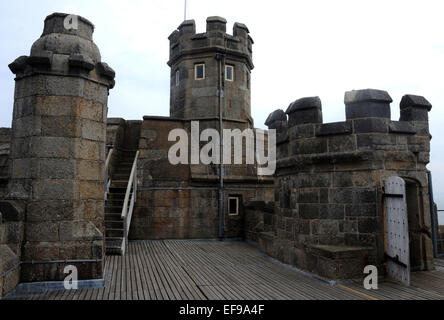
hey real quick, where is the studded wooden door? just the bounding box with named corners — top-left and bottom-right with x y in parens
top-left (384, 176), bottom-right (410, 285)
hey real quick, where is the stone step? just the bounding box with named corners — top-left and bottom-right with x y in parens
top-left (105, 238), bottom-right (124, 255)
top-left (105, 200), bottom-right (124, 207)
top-left (105, 236), bottom-right (123, 241)
top-left (113, 170), bottom-right (131, 176)
top-left (120, 157), bottom-right (136, 162)
top-left (111, 181), bottom-right (130, 188)
top-left (105, 220), bottom-right (124, 229)
top-left (106, 228), bottom-right (125, 237)
top-left (112, 174), bottom-right (131, 180)
top-left (105, 206), bottom-right (123, 214)
top-left (107, 193), bottom-right (126, 200)
top-left (119, 162), bottom-right (134, 167)
top-left (105, 213), bottom-right (122, 220)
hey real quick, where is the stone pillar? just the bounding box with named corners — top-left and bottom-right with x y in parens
top-left (345, 89), bottom-right (392, 120)
top-left (8, 13), bottom-right (115, 282)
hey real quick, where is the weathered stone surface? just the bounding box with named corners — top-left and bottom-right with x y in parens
top-left (169, 17), bottom-right (252, 123)
top-left (286, 97), bottom-right (322, 113)
top-left (353, 118), bottom-right (388, 133)
top-left (316, 121), bottom-right (352, 136)
top-left (265, 109), bottom-right (286, 126)
top-left (400, 94), bottom-right (432, 111)
top-left (5, 12), bottom-right (111, 285)
top-left (26, 221), bottom-right (59, 242)
top-left (79, 181), bottom-right (104, 200)
top-left (39, 159), bottom-right (76, 179)
top-left (68, 54), bottom-right (95, 71)
top-left (59, 221), bottom-right (102, 241)
top-left (389, 121), bottom-right (416, 134)
top-left (345, 89), bottom-right (392, 119)
top-left (0, 201), bottom-right (24, 222)
top-left (345, 89), bottom-right (392, 105)
top-left (27, 200), bottom-right (74, 222)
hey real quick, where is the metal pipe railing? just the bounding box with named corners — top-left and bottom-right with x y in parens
top-left (121, 151), bottom-right (139, 255)
top-left (104, 148), bottom-right (114, 200)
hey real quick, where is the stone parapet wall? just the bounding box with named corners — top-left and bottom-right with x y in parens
top-left (264, 89), bottom-right (434, 280)
top-left (244, 201), bottom-right (274, 243)
top-left (129, 116), bottom-right (274, 240)
top-left (0, 128), bottom-right (11, 199)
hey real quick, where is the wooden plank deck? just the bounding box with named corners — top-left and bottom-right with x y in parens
top-left (5, 241), bottom-right (444, 300)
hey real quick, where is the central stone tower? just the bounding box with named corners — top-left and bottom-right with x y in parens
top-left (167, 17), bottom-right (254, 124)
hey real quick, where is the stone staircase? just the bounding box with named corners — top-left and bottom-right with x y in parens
top-left (105, 150), bottom-right (137, 255)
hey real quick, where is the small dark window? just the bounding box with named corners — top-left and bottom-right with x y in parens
top-left (228, 197), bottom-right (239, 216)
top-left (195, 64), bottom-right (205, 80)
top-left (246, 71), bottom-right (250, 89)
top-left (225, 65), bottom-right (234, 81)
top-left (175, 70), bottom-right (180, 86)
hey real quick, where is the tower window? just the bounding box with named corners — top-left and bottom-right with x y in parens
top-left (175, 70), bottom-right (180, 86)
top-left (228, 196), bottom-right (240, 216)
top-left (246, 71), bottom-right (250, 89)
top-left (195, 64), bottom-right (205, 80)
top-left (225, 65), bottom-right (234, 81)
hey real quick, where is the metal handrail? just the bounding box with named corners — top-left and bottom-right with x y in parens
top-left (104, 148), bottom-right (114, 200)
top-left (121, 151), bottom-right (139, 254)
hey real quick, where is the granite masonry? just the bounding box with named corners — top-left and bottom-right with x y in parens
top-left (0, 13), bottom-right (115, 296)
top-left (262, 91), bottom-right (435, 280)
top-left (0, 13), bottom-right (439, 297)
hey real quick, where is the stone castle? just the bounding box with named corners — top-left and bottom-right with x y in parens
top-left (0, 13), bottom-right (438, 297)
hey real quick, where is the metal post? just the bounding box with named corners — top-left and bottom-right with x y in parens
top-left (216, 53), bottom-right (224, 240)
top-left (428, 171), bottom-right (439, 258)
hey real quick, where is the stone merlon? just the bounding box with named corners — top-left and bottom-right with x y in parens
top-left (400, 94), bottom-right (432, 122)
top-left (285, 96), bottom-right (323, 126)
top-left (265, 109), bottom-right (287, 126)
top-left (286, 96), bottom-right (322, 114)
top-left (400, 94), bottom-right (432, 111)
top-left (345, 89), bottom-right (392, 120)
top-left (344, 89), bottom-right (393, 105)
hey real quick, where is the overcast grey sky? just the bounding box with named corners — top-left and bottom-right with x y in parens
top-left (1, 0), bottom-right (443, 214)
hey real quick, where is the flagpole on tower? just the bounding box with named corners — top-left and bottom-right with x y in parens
top-left (184, 0), bottom-right (188, 20)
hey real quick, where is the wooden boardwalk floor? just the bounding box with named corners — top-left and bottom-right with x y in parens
top-left (5, 240), bottom-right (444, 300)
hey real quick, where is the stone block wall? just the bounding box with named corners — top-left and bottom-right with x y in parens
top-left (0, 128), bottom-right (11, 198)
top-left (263, 89), bottom-right (434, 280)
top-left (6, 12), bottom-right (115, 285)
top-left (106, 118), bottom-right (142, 180)
top-left (129, 116), bottom-right (274, 240)
top-left (131, 116), bottom-right (191, 240)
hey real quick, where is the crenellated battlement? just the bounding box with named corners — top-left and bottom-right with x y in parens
top-left (168, 16), bottom-right (254, 69)
top-left (265, 89), bottom-right (432, 170)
